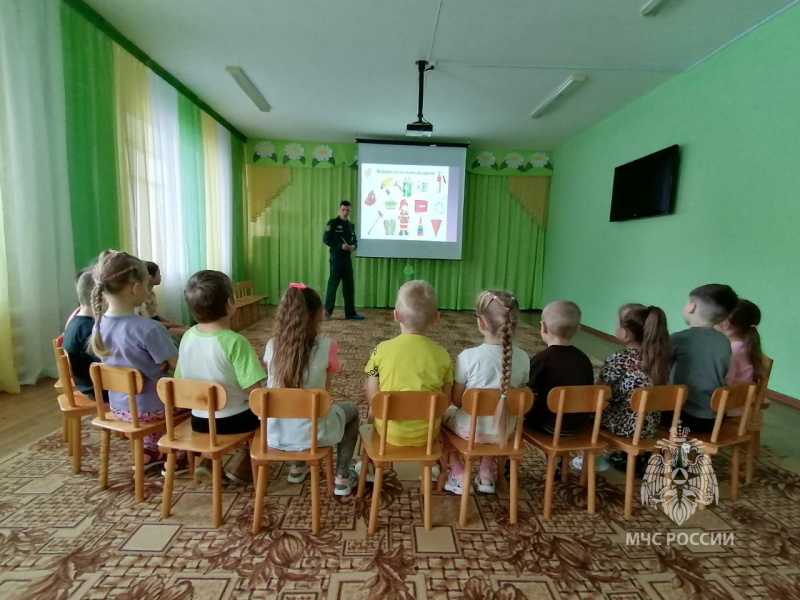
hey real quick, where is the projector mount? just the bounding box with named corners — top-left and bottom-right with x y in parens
top-left (407, 60), bottom-right (435, 136)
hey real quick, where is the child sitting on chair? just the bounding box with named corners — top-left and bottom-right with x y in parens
top-left (442, 290), bottom-right (530, 496)
top-left (263, 283), bottom-right (360, 497)
top-left (62, 269), bottom-right (103, 399)
top-left (525, 300), bottom-right (594, 435)
top-left (175, 270), bottom-right (265, 484)
top-left (715, 298), bottom-right (763, 417)
top-left (90, 250), bottom-right (181, 470)
top-left (363, 280), bottom-right (453, 460)
top-left (666, 284), bottom-right (738, 433)
top-left (143, 261), bottom-right (189, 339)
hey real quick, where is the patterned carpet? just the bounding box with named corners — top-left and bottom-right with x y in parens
top-left (1, 309), bottom-right (799, 599)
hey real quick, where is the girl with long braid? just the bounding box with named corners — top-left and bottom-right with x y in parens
top-left (442, 291), bottom-right (530, 496)
top-left (90, 251), bottom-right (182, 470)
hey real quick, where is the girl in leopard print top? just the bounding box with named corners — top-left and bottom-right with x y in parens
top-left (600, 304), bottom-right (670, 438)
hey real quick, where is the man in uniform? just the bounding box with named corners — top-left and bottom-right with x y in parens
top-left (323, 200), bottom-right (364, 320)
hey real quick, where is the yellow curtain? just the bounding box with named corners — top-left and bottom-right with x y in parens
top-left (201, 112), bottom-right (222, 270)
top-left (0, 178), bottom-right (20, 393)
top-left (246, 164), bottom-right (292, 221)
top-left (113, 45), bottom-right (151, 254)
top-left (508, 176), bottom-right (550, 227)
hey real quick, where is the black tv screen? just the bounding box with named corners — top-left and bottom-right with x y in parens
top-left (610, 145), bottom-right (679, 222)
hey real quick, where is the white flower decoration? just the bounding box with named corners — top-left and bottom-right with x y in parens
top-left (255, 141), bottom-right (274, 157)
top-left (313, 145), bottom-right (333, 162)
top-left (283, 143), bottom-right (305, 160)
top-left (504, 152), bottom-right (525, 169)
top-left (529, 152), bottom-right (550, 168)
top-left (476, 151), bottom-right (496, 167)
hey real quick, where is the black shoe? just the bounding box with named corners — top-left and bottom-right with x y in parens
top-left (346, 314), bottom-right (365, 320)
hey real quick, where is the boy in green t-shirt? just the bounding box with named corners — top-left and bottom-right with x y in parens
top-left (364, 280), bottom-right (453, 447)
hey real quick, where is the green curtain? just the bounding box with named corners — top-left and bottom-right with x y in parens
top-left (247, 168), bottom-right (545, 310)
top-left (178, 95), bottom-right (206, 275)
top-left (231, 137), bottom-right (246, 281)
top-left (60, 1), bottom-right (119, 269)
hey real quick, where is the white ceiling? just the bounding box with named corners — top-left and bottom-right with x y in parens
top-left (84, 0), bottom-right (795, 148)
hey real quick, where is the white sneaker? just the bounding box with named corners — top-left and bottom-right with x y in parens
top-left (354, 460), bottom-right (374, 483)
top-left (286, 464), bottom-right (309, 483)
top-left (571, 455), bottom-right (584, 471)
top-left (474, 473), bottom-right (496, 494)
top-left (431, 464), bottom-right (440, 482)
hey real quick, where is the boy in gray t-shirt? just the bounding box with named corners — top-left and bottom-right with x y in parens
top-left (666, 284), bottom-right (738, 433)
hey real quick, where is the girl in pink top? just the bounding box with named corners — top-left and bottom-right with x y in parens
top-left (716, 299), bottom-right (764, 386)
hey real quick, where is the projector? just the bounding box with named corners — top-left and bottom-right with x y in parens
top-left (406, 121), bottom-right (433, 137)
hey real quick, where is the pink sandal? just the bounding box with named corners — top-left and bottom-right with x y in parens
top-left (444, 470), bottom-right (464, 496)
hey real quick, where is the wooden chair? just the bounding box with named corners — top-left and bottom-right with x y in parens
top-left (598, 385), bottom-right (687, 516)
top-left (691, 383), bottom-right (756, 504)
top-left (157, 378), bottom-right (255, 527)
top-left (522, 385), bottom-right (611, 520)
top-left (52, 337), bottom-right (71, 444)
top-left (54, 347), bottom-right (98, 473)
top-left (90, 363), bottom-right (188, 502)
top-left (233, 280), bottom-right (268, 330)
top-left (438, 388), bottom-right (534, 526)
top-left (745, 356), bottom-right (773, 483)
top-left (248, 388), bottom-right (336, 534)
top-left (356, 391), bottom-right (450, 535)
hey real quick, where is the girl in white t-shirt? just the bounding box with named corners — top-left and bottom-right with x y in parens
top-left (263, 283), bottom-right (360, 496)
top-left (442, 291), bottom-right (530, 495)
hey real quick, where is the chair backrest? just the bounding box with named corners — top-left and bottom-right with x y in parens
top-left (628, 384), bottom-right (688, 446)
top-left (53, 337), bottom-right (62, 351)
top-left (237, 280), bottom-right (254, 297)
top-left (249, 388), bottom-right (332, 454)
top-left (710, 383), bottom-right (756, 442)
top-left (460, 388), bottom-right (534, 451)
top-left (370, 391), bottom-right (449, 456)
top-left (545, 385), bottom-right (611, 446)
top-left (158, 378), bottom-right (227, 447)
top-left (54, 347), bottom-right (79, 408)
top-left (89, 363), bottom-right (144, 425)
top-left (748, 355), bottom-right (773, 429)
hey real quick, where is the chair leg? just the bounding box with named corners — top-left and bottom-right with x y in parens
top-left (543, 454), bottom-right (556, 520)
top-left (310, 463), bottom-right (321, 534)
top-left (509, 459), bottom-right (519, 524)
top-left (587, 451), bottom-right (596, 515)
top-left (162, 452), bottom-right (176, 519)
top-left (437, 451), bottom-right (450, 492)
top-left (356, 447), bottom-right (369, 498)
top-left (368, 465), bottom-right (384, 536)
top-left (252, 464), bottom-right (268, 534)
top-left (71, 418), bottom-right (82, 474)
top-left (730, 445), bottom-right (740, 501)
top-left (99, 430), bottom-right (110, 490)
top-left (753, 431), bottom-right (761, 457)
top-left (423, 465), bottom-right (433, 530)
top-left (458, 458), bottom-right (472, 527)
top-left (624, 453), bottom-right (635, 517)
top-left (326, 453), bottom-right (335, 497)
top-left (561, 455), bottom-right (570, 483)
top-left (212, 458), bottom-right (223, 527)
top-left (580, 452), bottom-right (588, 487)
top-left (133, 438), bottom-right (145, 503)
top-left (188, 452), bottom-right (195, 478)
top-left (745, 437), bottom-right (756, 485)
top-left (62, 413), bottom-right (70, 446)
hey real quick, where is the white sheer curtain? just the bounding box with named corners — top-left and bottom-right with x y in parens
top-left (0, 0), bottom-right (76, 384)
top-left (148, 73), bottom-right (188, 322)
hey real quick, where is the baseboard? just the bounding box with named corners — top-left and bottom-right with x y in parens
top-left (580, 324), bottom-right (800, 411)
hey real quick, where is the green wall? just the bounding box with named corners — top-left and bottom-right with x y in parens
top-left (544, 5), bottom-right (800, 397)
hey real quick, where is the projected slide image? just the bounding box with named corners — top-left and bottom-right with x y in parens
top-left (360, 164), bottom-right (453, 242)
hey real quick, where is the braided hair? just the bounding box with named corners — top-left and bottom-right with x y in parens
top-left (89, 251), bottom-right (148, 357)
top-left (475, 290), bottom-right (519, 446)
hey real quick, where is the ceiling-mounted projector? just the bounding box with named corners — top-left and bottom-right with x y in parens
top-left (406, 60), bottom-right (434, 137)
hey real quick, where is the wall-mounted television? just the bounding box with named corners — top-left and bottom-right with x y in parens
top-left (610, 145), bottom-right (679, 222)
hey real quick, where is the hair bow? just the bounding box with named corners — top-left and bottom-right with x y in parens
top-left (289, 282), bottom-right (307, 290)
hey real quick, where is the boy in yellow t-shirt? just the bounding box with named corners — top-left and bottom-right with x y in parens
top-left (364, 280), bottom-right (453, 446)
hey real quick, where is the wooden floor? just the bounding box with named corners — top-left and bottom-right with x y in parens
top-left (0, 378), bottom-right (63, 459)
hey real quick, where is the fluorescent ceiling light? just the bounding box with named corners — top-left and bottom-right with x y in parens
top-left (225, 66), bottom-right (271, 112)
top-left (530, 75), bottom-right (586, 119)
top-left (641, 0), bottom-right (670, 16)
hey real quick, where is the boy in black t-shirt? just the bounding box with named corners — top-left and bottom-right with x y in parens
top-left (526, 300), bottom-right (594, 435)
top-left (62, 270), bottom-right (101, 398)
